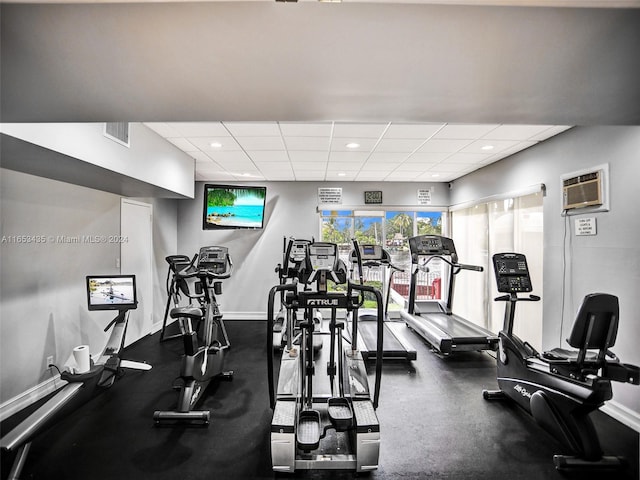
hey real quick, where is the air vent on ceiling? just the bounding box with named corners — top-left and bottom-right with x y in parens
top-left (104, 122), bottom-right (130, 147)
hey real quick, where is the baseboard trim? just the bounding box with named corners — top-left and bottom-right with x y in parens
top-left (0, 374), bottom-right (65, 422)
top-left (601, 400), bottom-right (640, 433)
top-left (223, 312), bottom-right (267, 321)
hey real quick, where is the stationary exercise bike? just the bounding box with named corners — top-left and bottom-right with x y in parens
top-left (153, 246), bottom-right (233, 426)
top-left (483, 252), bottom-right (639, 470)
top-left (159, 254), bottom-right (199, 343)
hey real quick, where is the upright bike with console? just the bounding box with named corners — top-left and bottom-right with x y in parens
top-left (483, 252), bottom-right (639, 470)
top-left (154, 246), bottom-right (233, 426)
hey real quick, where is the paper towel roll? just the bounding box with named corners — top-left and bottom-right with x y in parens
top-left (73, 345), bottom-right (90, 373)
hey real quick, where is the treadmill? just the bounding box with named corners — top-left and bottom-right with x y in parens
top-left (350, 244), bottom-right (416, 361)
top-left (399, 235), bottom-right (498, 355)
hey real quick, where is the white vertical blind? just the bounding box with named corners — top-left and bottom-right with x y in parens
top-left (451, 191), bottom-right (544, 350)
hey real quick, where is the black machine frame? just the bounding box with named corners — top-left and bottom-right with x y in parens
top-left (484, 252), bottom-right (639, 470)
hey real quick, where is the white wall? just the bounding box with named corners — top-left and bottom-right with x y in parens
top-left (176, 181), bottom-right (450, 317)
top-left (0, 170), bottom-right (180, 411)
top-left (450, 125), bottom-right (640, 420)
top-left (0, 123), bottom-right (194, 198)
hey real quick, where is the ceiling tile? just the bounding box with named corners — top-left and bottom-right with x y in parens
top-left (208, 151), bottom-right (252, 164)
top-left (188, 136), bottom-right (242, 151)
top-left (332, 123), bottom-right (388, 138)
top-left (374, 138), bottom-right (425, 153)
top-left (417, 138), bottom-right (474, 153)
top-left (167, 137), bottom-right (199, 152)
top-left (288, 151), bottom-right (328, 162)
top-left (366, 152), bottom-right (408, 163)
top-left (284, 137), bottom-right (330, 151)
top-left (482, 124), bottom-right (553, 141)
top-left (407, 151), bottom-right (451, 163)
top-left (279, 122), bottom-right (332, 137)
top-left (383, 123), bottom-right (445, 139)
top-left (236, 136), bottom-right (285, 150)
top-left (433, 124), bottom-right (500, 139)
top-left (330, 137), bottom-right (378, 152)
top-left (168, 122), bottom-right (229, 137)
top-left (223, 122), bottom-right (280, 136)
top-left (328, 151), bottom-right (369, 163)
top-left (247, 151), bottom-right (290, 162)
top-left (461, 139), bottom-right (520, 154)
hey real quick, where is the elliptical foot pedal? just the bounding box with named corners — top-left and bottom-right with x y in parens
top-left (221, 370), bottom-right (234, 380)
top-left (554, 454), bottom-right (625, 471)
top-left (296, 410), bottom-right (321, 451)
top-left (327, 397), bottom-right (353, 432)
top-left (153, 410), bottom-right (210, 427)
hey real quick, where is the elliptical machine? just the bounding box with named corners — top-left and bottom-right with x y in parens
top-left (154, 246), bottom-right (233, 426)
top-left (272, 237), bottom-right (322, 353)
top-left (483, 252), bottom-right (639, 470)
top-left (266, 240), bottom-right (385, 473)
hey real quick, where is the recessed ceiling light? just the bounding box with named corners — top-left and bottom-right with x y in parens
top-left (345, 142), bottom-right (360, 149)
top-left (210, 141), bottom-right (223, 148)
top-left (337, 172), bottom-right (346, 177)
top-left (481, 144), bottom-right (494, 151)
top-left (431, 173), bottom-right (440, 178)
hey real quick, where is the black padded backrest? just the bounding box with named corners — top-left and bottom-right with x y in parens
top-left (568, 293), bottom-right (619, 352)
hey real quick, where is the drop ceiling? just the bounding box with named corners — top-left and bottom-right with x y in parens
top-left (2, 2), bottom-right (639, 183)
top-left (145, 121), bottom-right (570, 182)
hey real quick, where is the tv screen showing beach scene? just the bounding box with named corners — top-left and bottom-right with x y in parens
top-left (203, 184), bottom-right (267, 230)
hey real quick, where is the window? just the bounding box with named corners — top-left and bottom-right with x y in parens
top-left (320, 209), bottom-right (445, 309)
top-left (451, 190), bottom-right (543, 350)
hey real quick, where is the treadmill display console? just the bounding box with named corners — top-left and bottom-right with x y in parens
top-left (493, 253), bottom-right (532, 293)
top-left (409, 235), bottom-right (456, 257)
top-left (360, 244), bottom-right (383, 260)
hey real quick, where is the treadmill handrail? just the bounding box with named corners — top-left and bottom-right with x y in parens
top-left (348, 281), bottom-right (384, 409)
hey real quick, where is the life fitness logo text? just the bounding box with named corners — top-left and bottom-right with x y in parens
top-left (514, 384), bottom-right (532, 399)
top-left (307, 298), bottom-right (339, 306)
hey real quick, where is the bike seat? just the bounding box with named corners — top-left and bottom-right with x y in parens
top-left (170, 306), bottom-right (203, 320)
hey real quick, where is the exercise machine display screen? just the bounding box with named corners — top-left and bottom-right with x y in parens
top-left (409, 235), bottom-right (456, 257)
top-left (198, 246), bottom-right (228, 274)
top-left (309, 243), bottom-right (337, 271)
top-left (290, 240), bottom-right (309, 262)
top-left (493, 253), bottom-right (533, 293)
top-left (361, 244), bottom-right (382, 260)
top-left (86, 275), bottom-right (137, 311)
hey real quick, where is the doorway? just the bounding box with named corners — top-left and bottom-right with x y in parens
top-left (120, 199), bottom-right (153, 346)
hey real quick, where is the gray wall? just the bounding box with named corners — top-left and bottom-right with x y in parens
top-left (176, 181), bottom-right (449, 317)
top-left (0, 169), bottom-right (179, 407)
top-left (450, 125), bottom-right (640, 415)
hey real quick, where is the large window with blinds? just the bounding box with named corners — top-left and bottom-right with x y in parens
top-left (451, 190), bottom-right (544, 350)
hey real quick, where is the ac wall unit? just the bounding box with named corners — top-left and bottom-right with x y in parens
top-left (562, 170), bottom-right (603, 211)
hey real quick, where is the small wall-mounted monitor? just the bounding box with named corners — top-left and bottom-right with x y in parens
top-left (86, 275), bottom-right (137, 311)
top-left (203, 184), bottom-right (267, 230)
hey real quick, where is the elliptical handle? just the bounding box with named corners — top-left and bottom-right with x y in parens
top-left (267, 281), bottom-right (299, 409)
top-left (458, 263), bottom-right (483, 272)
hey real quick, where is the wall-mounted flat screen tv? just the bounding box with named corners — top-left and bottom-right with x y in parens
top-left (86, 275), bottom-right (137, 311)
top-left (203, 184), bottom-right (267, 230)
